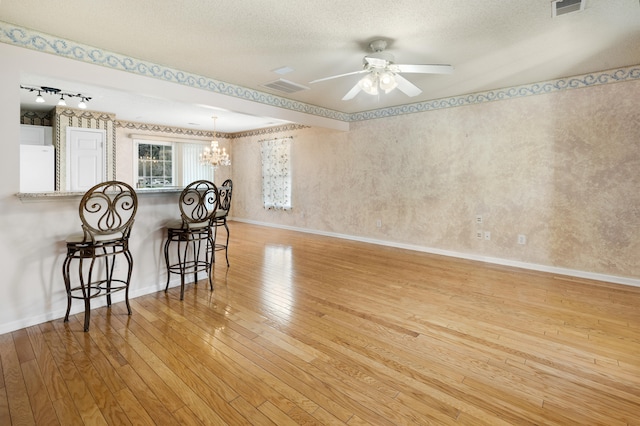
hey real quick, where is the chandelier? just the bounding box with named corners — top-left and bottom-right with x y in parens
top-left (200, 116), bottom-right (231, 168)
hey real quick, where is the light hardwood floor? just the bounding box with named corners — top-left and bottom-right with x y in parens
top-left (1, 221), bottom-right (639, 425)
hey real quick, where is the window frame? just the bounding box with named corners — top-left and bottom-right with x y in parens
top-left (134, 138), bottom-right (216, 189)
top-left (135, 140), bottom-right (175, 189)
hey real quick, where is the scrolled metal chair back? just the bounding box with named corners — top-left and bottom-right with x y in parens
top-left (179, 180), bottom-right (220, 227)
top-left (79, 181), bottom-right (138, 241)
top-left (218, 179), bottom-right (233, 214)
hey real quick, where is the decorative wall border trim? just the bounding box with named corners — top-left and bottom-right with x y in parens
top-left (351, 66), bottom-right (640, 121)
top-left (56, 107), bottom-right (116, 122)
top-left (3, 21), bottom-right (640, 125)
top-left (0, 21), bottom-right (348, 122)
top-left (230, 124), bottom-right (310, 139)
top-left (116, 120), bottom-right (223, 139)
top-left (116, 120), bottom-right (309, 140)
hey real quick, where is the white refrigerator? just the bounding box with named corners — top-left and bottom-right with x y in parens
top-left (20, 145), bottom-right (55, 192)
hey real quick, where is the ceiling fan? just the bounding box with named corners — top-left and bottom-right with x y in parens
top-left (310, 39), bottom-right (454, 100)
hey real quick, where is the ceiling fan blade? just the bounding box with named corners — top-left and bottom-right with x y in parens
top-left (342, 83), bottom-right (362, 100)
top-left (394, 74), bottom-right (422, 97)
top-left (309, 70), bottom-right (367, 84)
top-left (395, 64), bottom-right (454, 74)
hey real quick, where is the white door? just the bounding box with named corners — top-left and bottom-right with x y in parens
top-left (66, 128), bottom-right (106, 192)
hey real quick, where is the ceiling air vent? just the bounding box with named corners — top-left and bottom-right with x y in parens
top-left (552, 0), bottom-right (585, 17)
top-left (262, 79), bottom-right (309, 94)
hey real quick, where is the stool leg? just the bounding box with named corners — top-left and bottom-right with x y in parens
top-left (180, 236), bottom-right (190, 300)
top-left (63, 251), bottom-right (73, 322)
top-left (124, 248), bottom-right (134, 315)
top-left (223, 220), bottom-right (230, 267)
top-left (82, 256), bottom-right (95, 332)
top-left (191, 235), bottom-right (200, 284)
top-left (164, 236), bottom-right (172, 292)
top-left (104, 248), bottom-right (113, 307)
top-left (207, 230), bottom-right (214, 291)
top-left (212, 224), bottom-right (218, 264)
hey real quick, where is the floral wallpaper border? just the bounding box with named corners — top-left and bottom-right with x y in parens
top-left (231, 124), bottom-right (309, 139)
top-left (116, 120), bottom-right (222, 139)
top-left (116, 120), bottom-right (307, 139)
top-left (0, 21), bottom-right (348, 122)
top-left (21, 112), bottom-right (308, 139)
top-left (3, 21), bottom-right (639, 124)
top-left (350, 67), bottom-right (640, 121)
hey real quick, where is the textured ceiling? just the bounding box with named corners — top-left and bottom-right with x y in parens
top-left (3, 0), bottom-right (640, 131)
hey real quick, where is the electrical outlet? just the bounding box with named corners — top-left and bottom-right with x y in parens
top-left (484, 231), bottom-right (491, 240)
top-left (376, 219), bottom-right (382, 228)
top-left (518, 234), bottom-right (527, 245)
top-left (476, 230), bottom-right (483, 240)
top-left (475, 215), bottom-right (483, 224)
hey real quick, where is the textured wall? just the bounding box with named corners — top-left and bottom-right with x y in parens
top-left (232, 80), bottom-right (640, 279)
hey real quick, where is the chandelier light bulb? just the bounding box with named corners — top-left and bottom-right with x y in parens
top-left (35, 91), bottom-right (45, 103)
top-left (58, 95), bottom-right (67, 106)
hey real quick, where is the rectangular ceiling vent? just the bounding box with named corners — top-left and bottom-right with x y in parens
top-left (552, 0), bottom-right (585, 17)
top-left (262, 79), bottom-right (309, 94)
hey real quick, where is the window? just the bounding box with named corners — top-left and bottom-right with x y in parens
top-left (135, 140), bottom-right (214, 188)
top-left (260, 137), bottom-right (292, 209)
top-left (137, 141), bottom-right (173, 188)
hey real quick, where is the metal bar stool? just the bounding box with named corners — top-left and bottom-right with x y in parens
top-left (164, 180), bottom-right (220, 300)
top-left (212, 179), bottom-right (233, 266)
top-left (63, 181), bottom-right (138, 332)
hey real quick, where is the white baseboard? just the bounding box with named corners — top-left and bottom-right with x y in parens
top-left (0, 276), bottom-right (190, 335)
top-left (233, 218), bottom-right (640, 288)
top-left (4, 222), bottom-right (636, 336)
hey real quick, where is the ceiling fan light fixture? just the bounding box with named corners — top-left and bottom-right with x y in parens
top-left (309, 37), bottom-right (453, 100)
top-left (358, 73), bottom-right (379, 95)
top-left (378, 71), bottom-right (398, 93)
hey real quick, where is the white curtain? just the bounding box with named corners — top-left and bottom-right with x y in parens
top-left (182, 143), bottom-right (215, 185)
top-left (260, 137), bottom-right (292, 209)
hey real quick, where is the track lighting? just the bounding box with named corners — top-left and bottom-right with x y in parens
top-left (20, 85), bottom-right (92, 109)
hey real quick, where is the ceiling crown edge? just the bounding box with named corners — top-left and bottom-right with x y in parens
top-left (2, 21), bottom-right (639, 124)
top-left (351, 66), bottom-right (640, 121)
top-left (0, 21), bottom-right (349, 123)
